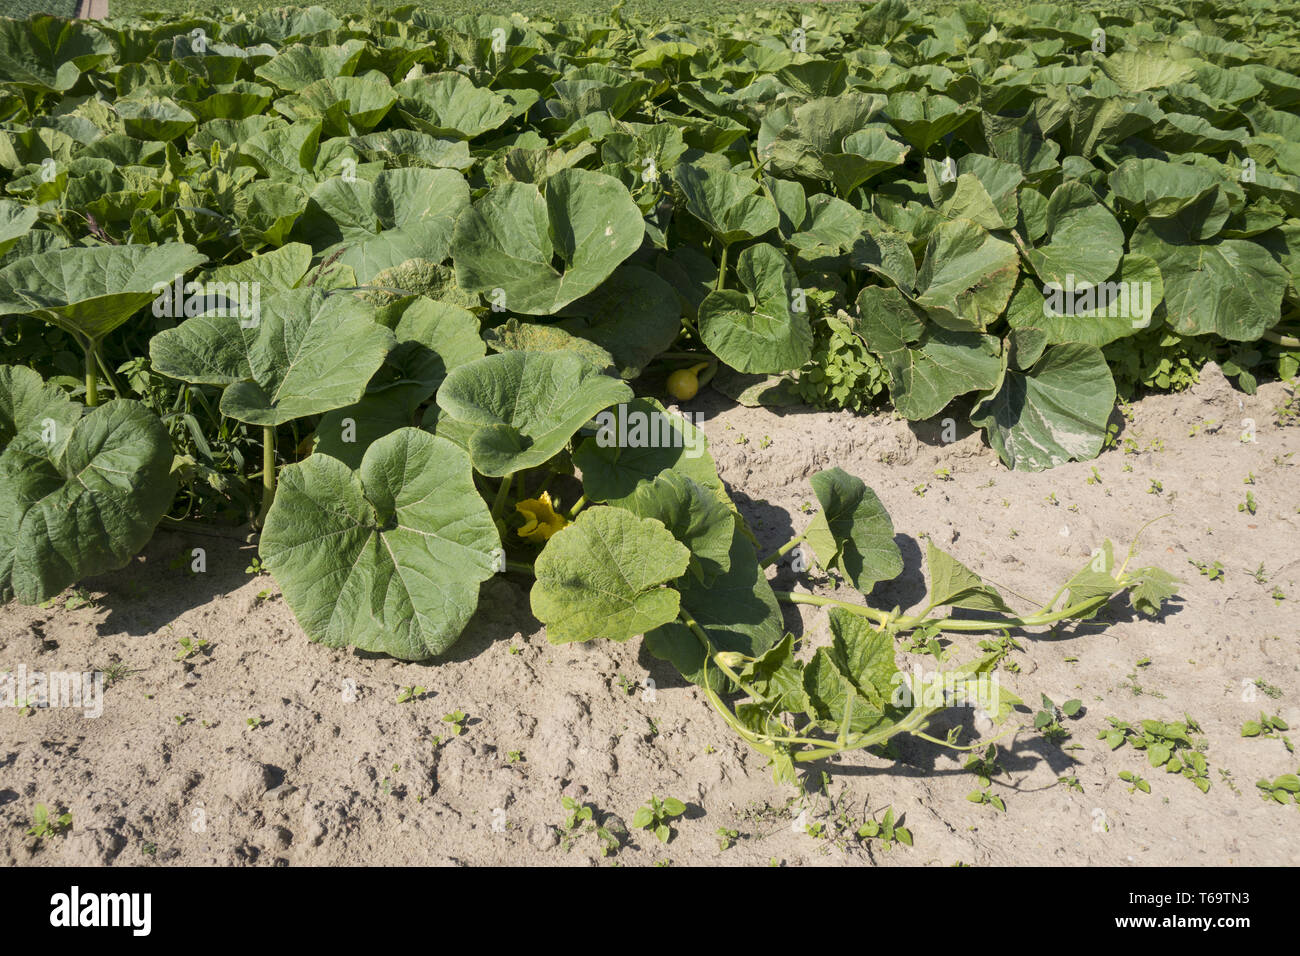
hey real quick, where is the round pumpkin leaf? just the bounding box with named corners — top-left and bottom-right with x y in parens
top-left (451, 168), bottom-right (644, 315)
top-left (295, 167), bottom-right (470, 284)
top-left (970, 343), bottom-right (1117, 471)
top-left (0, 399), bottom-right (176, 605)
top-left (531, 506), bottom-right (690, 645)
top-left (260, 428), bottom-right (499, 660)
top-left (698, 243), bottom-right (813, 374)
top-left (436, 349), bottom-right (632, 477)
top-left (0, 244), bottom-right (206, 345)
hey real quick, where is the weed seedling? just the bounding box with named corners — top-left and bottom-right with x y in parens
top-left (27, 804), bottom-right (72, 839)
top-left (1189, 559), bottom-right (1225, 582)
top-left (396, 685), bottom-right (425, 704)
top-left (966, 789), bottom-right (1006, 812)
top-left (1119, 770), bottom-right (1150, 794)
top-left (174, 636), bottom-right (210, 662)
top-left (1242, 713), bottom-right (1293, 752)
top-left (1100, 716), bottom-right (1211, 793)
top-left (1239, 492), bottom-right (1257, 515)
top-left (442, 710), bottom-right (467, 736)
top-left (1034, 694), bottom-right (1083, 743)
top-left (1253, 678), bottom-right (1283, 700)
top-left (964, 744), bottom-right (1006, 811)
top-left (716, 827), bottom-right (740, 850)
top-left (633, 794), bottom-right (686, 844)
top-left (857, 806), bottom-right (913, 849)
top-left (1255, 773), bottom-right (1300, 807)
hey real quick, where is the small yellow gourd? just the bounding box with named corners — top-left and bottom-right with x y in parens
top-left (666, 362), bottom-right (710, 401)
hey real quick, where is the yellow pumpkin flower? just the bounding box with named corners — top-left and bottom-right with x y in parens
top-left (515, 492), bottom-right (569, 542)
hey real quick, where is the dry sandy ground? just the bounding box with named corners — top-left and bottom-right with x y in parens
top-left (2, 364), bottom-right (1298, 867)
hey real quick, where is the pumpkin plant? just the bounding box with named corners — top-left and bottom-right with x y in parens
top-left (250, 345), bottom-right (1179, 782)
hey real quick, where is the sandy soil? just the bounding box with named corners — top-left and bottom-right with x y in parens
top-left (2, 363), bottom-right (1297, 867)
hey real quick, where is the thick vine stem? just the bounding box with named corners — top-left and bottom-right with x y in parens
top-left (490, 473), bottom-right (513, 520)
top-left (759, 532), bottom-right (806, 569)
top-left (1263, 329), bottom-right (1300, 348)
top-left (774, 587), bottom-right (1116, 634)
top-left (253, 425), bottom-right (275, 528)
top-left (84, 348), bottom-right (98, 407)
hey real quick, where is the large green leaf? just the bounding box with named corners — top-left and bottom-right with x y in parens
top-left (922, 539), bottom-right (1013, 614)
top-left (0, 399), bottom-right (176, 605)
top-left (149, 288), bottom-right (394, 427)
top-left (483, 319), bottom-right (616, 373)
top-left (1005, 254), bottom-right (1163, 346)
top-left (925, 154), bottom-right (1023, 231)
top-left (912, 218), bottom-right (1019, 331)
top-left (803, 467), bottom-right (903, 593)
top-left (452, 169), bottom-right (644, 315)
top-left (275, 76), bottom-right (397, 135)
top-left (617, 470), bottom-right (733, 584)
top-left (436, 350), bottom-right (632, 477)
top-left (259, 428), bottom-right (499, 660)
top-left (253, 40), bottom-right (366, 92)
top-left (0, 17), bottom-right (113, 93)
top-left (826, 608), bottom-right (898, 710)
top-left (1019, 181), bottom-right (1124, 287)
top-left (0, 244), bottom-right (206, 344)
top-left (0, 364), bottom-right (80, 453)
top-left (1108, 158), bottom-right (1223, 221)
top-left (856, 286), bottom-right (1002, 420)
top-left (395, 72), bottom-right (516, 140)
top-left (114, 94), bottom-right (197, 141)
top-left (673, 163), bottom-right (779, 245)
top-left (757, 94), bottom-right (903, 195)
top-left (698, 243), bottom-right (812, 374)
top-left (295, 167), bottom-right (470, 283)
top-left (885, 92), bottom-right (976, 152)
top-left (970, 343), bottom-right (1117, 471)
top-left (850, 214), bottom-right (918, 291)
top-left (556, 265), bottom-right (682, 379)
top-left (0, 200), bottom-right (38, 258)
top-left (803, 608), bottom-right (898, 735)
top-left (200, 242), bottom-right (315, 295)
top-left (1131, 219), bottom-right (1288, 341)
top-left (531, 506), bottom-right (689, 645)
top-left (1098, 51), bottom-right (1195, 93)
